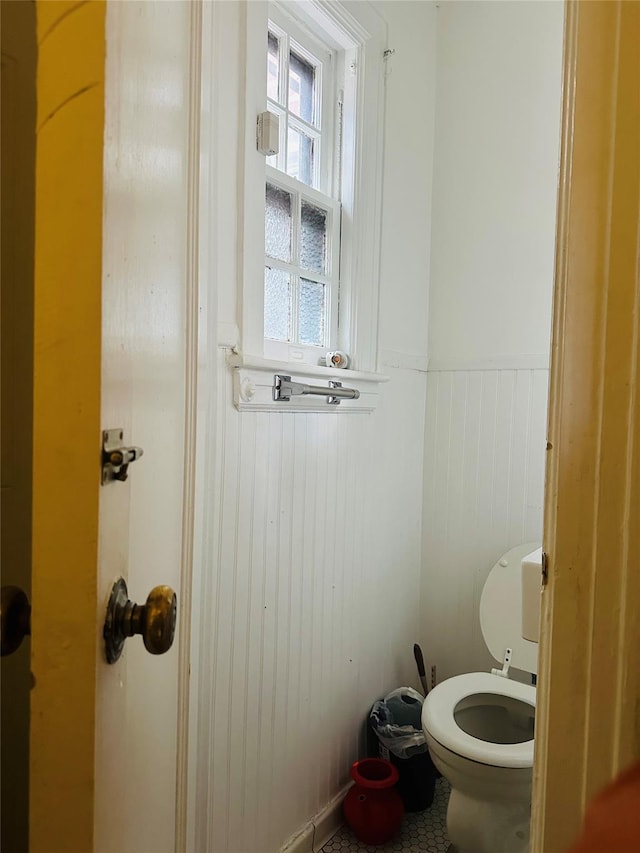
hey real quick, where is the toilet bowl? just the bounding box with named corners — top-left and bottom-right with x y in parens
top-left (421, 544), bottom-right (541, 853)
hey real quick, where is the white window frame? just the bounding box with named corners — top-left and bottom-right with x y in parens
top-left (266, 8), bottom-right (334, 194)
top-left (264, 168), bottom-right (341, 360)
top-left (263, 8), bottom-right (340, 361)
top-left (234, 0), bottom-right (388, 411)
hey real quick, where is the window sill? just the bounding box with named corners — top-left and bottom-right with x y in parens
top-left (227, 351), bottom-right (389, 413)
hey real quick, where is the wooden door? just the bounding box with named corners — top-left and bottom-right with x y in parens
top-left (532, 1), bottom-right (640, 850)
top-left (26, 2), bottom-right (199, 851)
top-left (95, 1), bottom-right (199, 851)
top-left (1, 1), bottom-right (36, 851)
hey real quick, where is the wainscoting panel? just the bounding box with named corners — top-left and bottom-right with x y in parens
top-left (421, 367), bottom-right (549, 682)
top-left (198, 352), bottom-right (428, 853)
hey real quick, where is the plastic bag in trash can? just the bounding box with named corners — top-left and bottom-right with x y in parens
top-left (369, 687), bottom-right (427, 760)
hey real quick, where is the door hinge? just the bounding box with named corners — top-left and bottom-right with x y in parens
top-left (101, 429), bottom-right (144, 484)
top-left (541, 550), bottom-right (549, 586)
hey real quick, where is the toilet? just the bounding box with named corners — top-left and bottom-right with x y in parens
top-left (421, 543), bottom-right (541, 853)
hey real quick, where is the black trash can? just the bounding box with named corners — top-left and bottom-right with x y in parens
top-left (388, 748), bottom-right (435, 812)
top-left (368, 688), bottom-right (436, 812)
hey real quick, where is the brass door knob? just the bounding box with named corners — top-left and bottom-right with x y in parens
top-left (1, 586), bottom-right (31, 657)
top-left (103, 578), bottom-right (177, 664)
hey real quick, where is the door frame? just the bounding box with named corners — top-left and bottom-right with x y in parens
top-left (172, 0), bottom-right (205, 848)
top-left (183, 1), bottom-right (223, 848)
top-left (532, 1), bottom-right (640, 850)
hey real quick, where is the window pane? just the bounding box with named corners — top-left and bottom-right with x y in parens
top-left (264, 267), bottom-right (291, 341)
top-left (287, 127), bottom-right (314, 187)
top-left (265, 183), bottom-right (292, 262)
top-left (267, 32), bottom-right (280, 102)
top-left (288, 50), bottom-right (316, 125)
top-left (300, 201), bottom-right (327, 274)
top-left (299, 278), bottom-right (325, 346)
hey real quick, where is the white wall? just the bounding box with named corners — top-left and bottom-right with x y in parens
top-left (421, 0), bottom-right (564, 683)
top-left (428, 0), bottom-right (563, 364)
top-left (195, 4), bottom-right (437, 852)
top-left (377, 0), bottom-right (436, 365)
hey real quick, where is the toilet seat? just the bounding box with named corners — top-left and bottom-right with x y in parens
top-left (422, 672), bottom-right (535, 769)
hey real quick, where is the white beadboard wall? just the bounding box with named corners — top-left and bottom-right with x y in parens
top-left (200, 355), bottom-right (427, 853)
top-left (195, 4), bottom-right (437, 851)
top-left (422, 365), bottom-right (549, 681)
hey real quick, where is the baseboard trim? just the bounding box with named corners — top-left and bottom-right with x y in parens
top-left (279, 823), bottom-right (314, 853)
top-left (312, 784), bottom-right (350, 850)
top-left (278, 783), bottom-right (351, 853)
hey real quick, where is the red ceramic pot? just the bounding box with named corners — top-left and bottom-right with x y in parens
top-left (343, 758), bottom-right (404, 845)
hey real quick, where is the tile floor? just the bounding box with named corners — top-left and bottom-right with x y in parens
top-left (320, 778), bottom-right (451, 853)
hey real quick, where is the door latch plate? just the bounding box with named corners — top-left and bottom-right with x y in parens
top-left (101, 429), bottom-right (144, 485)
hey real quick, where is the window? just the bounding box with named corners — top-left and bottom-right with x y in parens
top-left (262, 11), bottom-right (340, 362)
top-left (266, 25), bottom-right (326, 187)
top-left (235, 0), bottom-right (387, 410)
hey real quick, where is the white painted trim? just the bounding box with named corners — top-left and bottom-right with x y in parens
top-left (279, 823), bottom-right (314, 853)
top-left (283, 0), bottom-right (386, 50)
top-left (427, 354), bottom-right (550, 372)
top-left (335, 4), bottom-right (386, 373)
top-left (185, 2), bottom-right (220, 850)
top-left (312, 783), bottom-right (350, 850)
top-left (380, 349), bottom-right (429, 372)
top-left (240, 0), bottom-right (269, 358)
top-left (228, 349), bottom-right (389, 383)
top-left (175, 3), bottom-right (202, 850)
top-left (218, 321), bottom-right (240, 349)
top-left (277, 783), bottom-right (350, 853)
top-left (228, 350), bottom-right (386, 412)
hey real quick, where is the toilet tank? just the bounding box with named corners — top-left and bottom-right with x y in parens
top-left (521, 547), bottom-right (543, 643)
top-left (480, 543), bottom-right (540, 675)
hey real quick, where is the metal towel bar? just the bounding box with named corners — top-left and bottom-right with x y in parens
top-left (272, 374), bottom-right (360, 406)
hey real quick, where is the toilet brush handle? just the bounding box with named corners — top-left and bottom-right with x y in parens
top-left (413, 643), bottom-right (430, 696)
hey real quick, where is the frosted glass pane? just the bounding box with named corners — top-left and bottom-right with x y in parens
top-left (265, 183), bottom-right (291, 262)
top-left (287, 127), bottom-right (314, 187)
top-left (264, 267), bottom-right (291, 341)
top-left (289, 50), bottom-right (315, 125)
top-left (300, 201), bottom-right (327, 274)
top-left (299, 278), bottom-right (325, 346)
top-left (267, 32), bottom-right (280, 102)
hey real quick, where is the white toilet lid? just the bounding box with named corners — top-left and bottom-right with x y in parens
top-left (480, 543), bottom-right (540, 675)
top-left (422, 672), bottom-right (536, 768)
